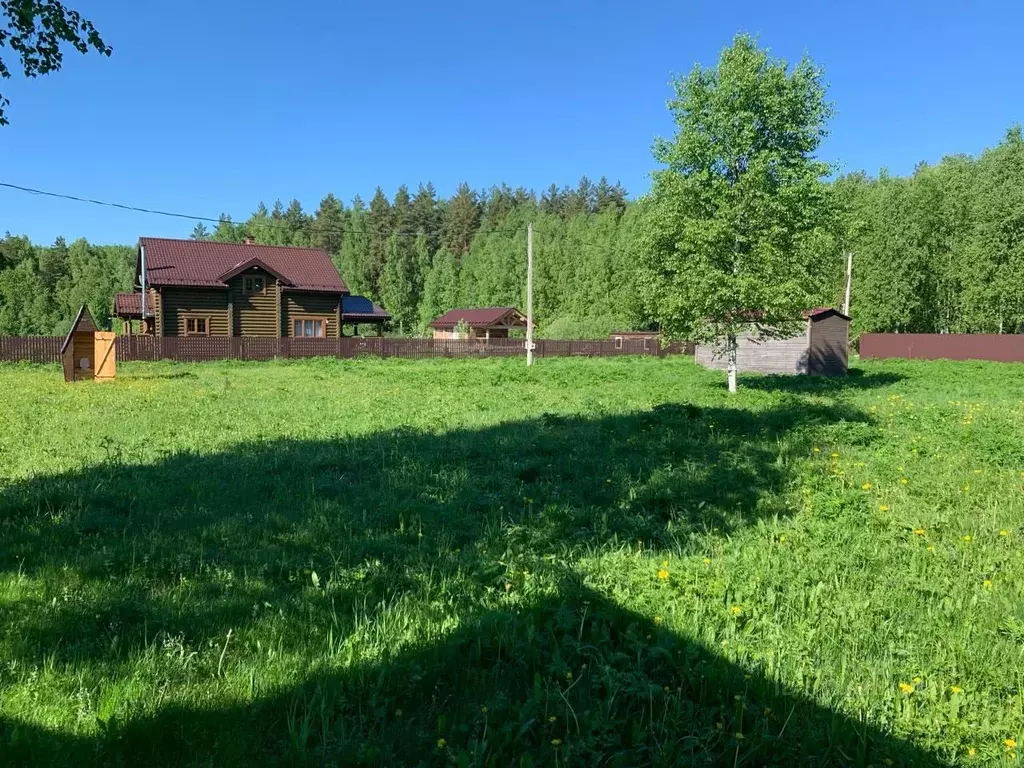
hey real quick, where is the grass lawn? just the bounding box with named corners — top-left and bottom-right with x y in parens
top-left (0, 355), bottom-right (1021, 766)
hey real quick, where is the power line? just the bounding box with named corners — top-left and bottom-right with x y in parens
top-left (0, 181), bottom-right (437, 239)
top-left (0, 179), bottom-right (629, 248)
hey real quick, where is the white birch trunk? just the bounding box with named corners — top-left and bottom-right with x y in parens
top-left (727, 333), bottom-right (738, 393)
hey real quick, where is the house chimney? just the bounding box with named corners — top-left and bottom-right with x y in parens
top-left (244, 235), bottom-right (255, 245)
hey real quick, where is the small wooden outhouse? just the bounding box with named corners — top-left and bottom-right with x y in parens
top-left (61, 305), bottom-right (116, 382)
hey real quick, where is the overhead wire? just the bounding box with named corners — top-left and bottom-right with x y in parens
top-left (0, 180), bottom-right (629, 249)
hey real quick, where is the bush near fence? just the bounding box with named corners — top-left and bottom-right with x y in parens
top-left (0, 336), bottom-right (686, 364)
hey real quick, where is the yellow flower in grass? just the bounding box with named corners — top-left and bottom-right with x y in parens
top-left (913, 528), bottom-right (926, 536)
top-left (862, 482), bottom-right (873, 490)
top-left (879, 504), bottom-right (890, 512)
top-left (831, 452), bottom-right (839, 458)
top-left (1000, 529), bottom-right (1009, 537)
top-left (927, 545), bottom-right (935, 552)
top-left (912, 676), bottom-right (922, 684)
top-left (984, 579), bottom-right (993, 589)
top-left (657, 568), bottom-right (669, 581)
top-left (963, 535), bottom-right (973, 542)
top-left (900, 477), bottom-right (909, 485)
top-left (703, 558), bottom-right (712, 566)
top-left (1004, 738), bottom-right (1017, 750)
top-left (730, 605), bottom-right (742, 616)
top-left (951, 686), bottom-right (963, 694)
top-left (654, 615), bottom-right (662, 625)
top-left (898, 682), bottom-right (914, 694)
top-left (813, 447), bottom-right (820, 453)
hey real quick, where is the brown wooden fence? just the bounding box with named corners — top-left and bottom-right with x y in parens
top-left (0, 335), bottom-right (676, 365)
top-left (860, 333), bottom-right (1024, 362)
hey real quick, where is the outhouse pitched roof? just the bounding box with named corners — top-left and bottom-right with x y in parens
top-left (61, 305), bottom-right (97, 354)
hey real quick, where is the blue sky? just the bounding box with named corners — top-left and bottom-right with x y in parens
top-left (1, 0), bottom-right (1021, 244)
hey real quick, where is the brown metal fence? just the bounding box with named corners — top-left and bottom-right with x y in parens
top-left (0, 335), bottom-right (677, 364)
top-left (860, 333), bottom-right (1024, 362)
top-left (0, 336), bottom-right (63, 363)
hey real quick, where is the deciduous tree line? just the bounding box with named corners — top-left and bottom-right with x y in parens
top-left (1, 133), bottom-right (1021, 338)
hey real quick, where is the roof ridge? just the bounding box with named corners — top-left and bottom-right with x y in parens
top-left (138, 236), bottom-right (329, 254)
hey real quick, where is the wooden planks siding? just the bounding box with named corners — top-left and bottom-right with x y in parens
top-left (228, 272), bottom-right (280, 337)
top-left (695, 325), bottom-right (810, 375)
top-left (161, 288), bottom-right (229, 336)
top-left (808, 313), bottom-right (849, 375)
top-left (283, 291), bottom-right (341, 338)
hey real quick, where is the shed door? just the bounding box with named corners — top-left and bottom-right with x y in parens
top-left (94, 332), bottom-right (117, 380)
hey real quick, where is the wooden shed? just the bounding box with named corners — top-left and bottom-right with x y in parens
top-left (61, 305), bottom-right (116, 382)
top-left (695, 307), bottom-right (850, 376)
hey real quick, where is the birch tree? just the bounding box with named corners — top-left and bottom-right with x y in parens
top-left (637, 35), bottom-right (835, 392)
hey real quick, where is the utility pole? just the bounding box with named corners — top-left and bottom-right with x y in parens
top-left (526, 223), bottom-right (534, 366)
top-left (843, 251), bottom-right (853, 316)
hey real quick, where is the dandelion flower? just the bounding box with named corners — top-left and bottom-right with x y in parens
top-left (913, 528), bottom-right (926, 536)
top-left (703, 558), bottom-right (711, 566)
top-left (730, 605), bottom-right (742, 615)
top-left (999, 529), bottom-right (1009, 537)
top-left (778, 535), bottom-right (787, 543)
top-left (927, 545), bottom-right (935, 552)
top-left (654, 616), bottom-right (662, 625)
top-left (437, 738), bottom-right (447, 748)
top-left (1004, 739), bottom-right (1017, 750)
top-left (657, 568), bottom-right (669, 581)
top-left (831, 452), bottom-right (840, 458)
top-left (967, 748), bottom-right (976, 756)
top-left (898, 682), bottom-right (914, 694)
top-left (551, 738), bottom-right (562, 747)
top-left (962, 484), bottom-right (970, 492)
top-left (813, 447), bottom-right (820, 453)
top-left (912, 676), bottom-right (922, 684)
top-left (951, 686), bottom-right (963, 694)
top-left (862, 482), bottom-right (873, 490)
top-left (983, 579), bottom-right (993, 589)
top-left (879, 504), bottom-right (890, 512)
top-left (900, 477), bottom-right (909, 485)
top-left (963, 535), bottom-right (972, 542)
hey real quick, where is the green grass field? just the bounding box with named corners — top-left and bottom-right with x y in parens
top-left (0, 355), bottom-right (1021, 766)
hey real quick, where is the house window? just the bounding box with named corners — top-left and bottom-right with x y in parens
top-left (293, 318), bottom-right (326, 337)
top-left (614, 336), bottom-right (623, 349)
top-left (184, 316), bottom-right (209, 336)
top-left (243, 275), bottom-right (265, 295)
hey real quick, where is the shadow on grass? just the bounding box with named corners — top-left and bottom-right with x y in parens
top-left (0, 400), bottom-right (943, 765)
top-left (0, 584), bottom-right (945, 767)
top-left (739, 368), bottom-right (905, 394)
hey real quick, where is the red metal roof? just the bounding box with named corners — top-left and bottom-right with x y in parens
top-left (430, 307), bottom-right (524, 329)
top-left (139, 237), bottom-right (347, 293)
top-left (114, 292), bottom-right (143, 316)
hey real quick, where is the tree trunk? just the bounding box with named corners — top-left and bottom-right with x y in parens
top-left (727, 333), bottom-right (738, 393)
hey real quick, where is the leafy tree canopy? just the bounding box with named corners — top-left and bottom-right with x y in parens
top-left (0, 0), bottom-right (110, 124)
